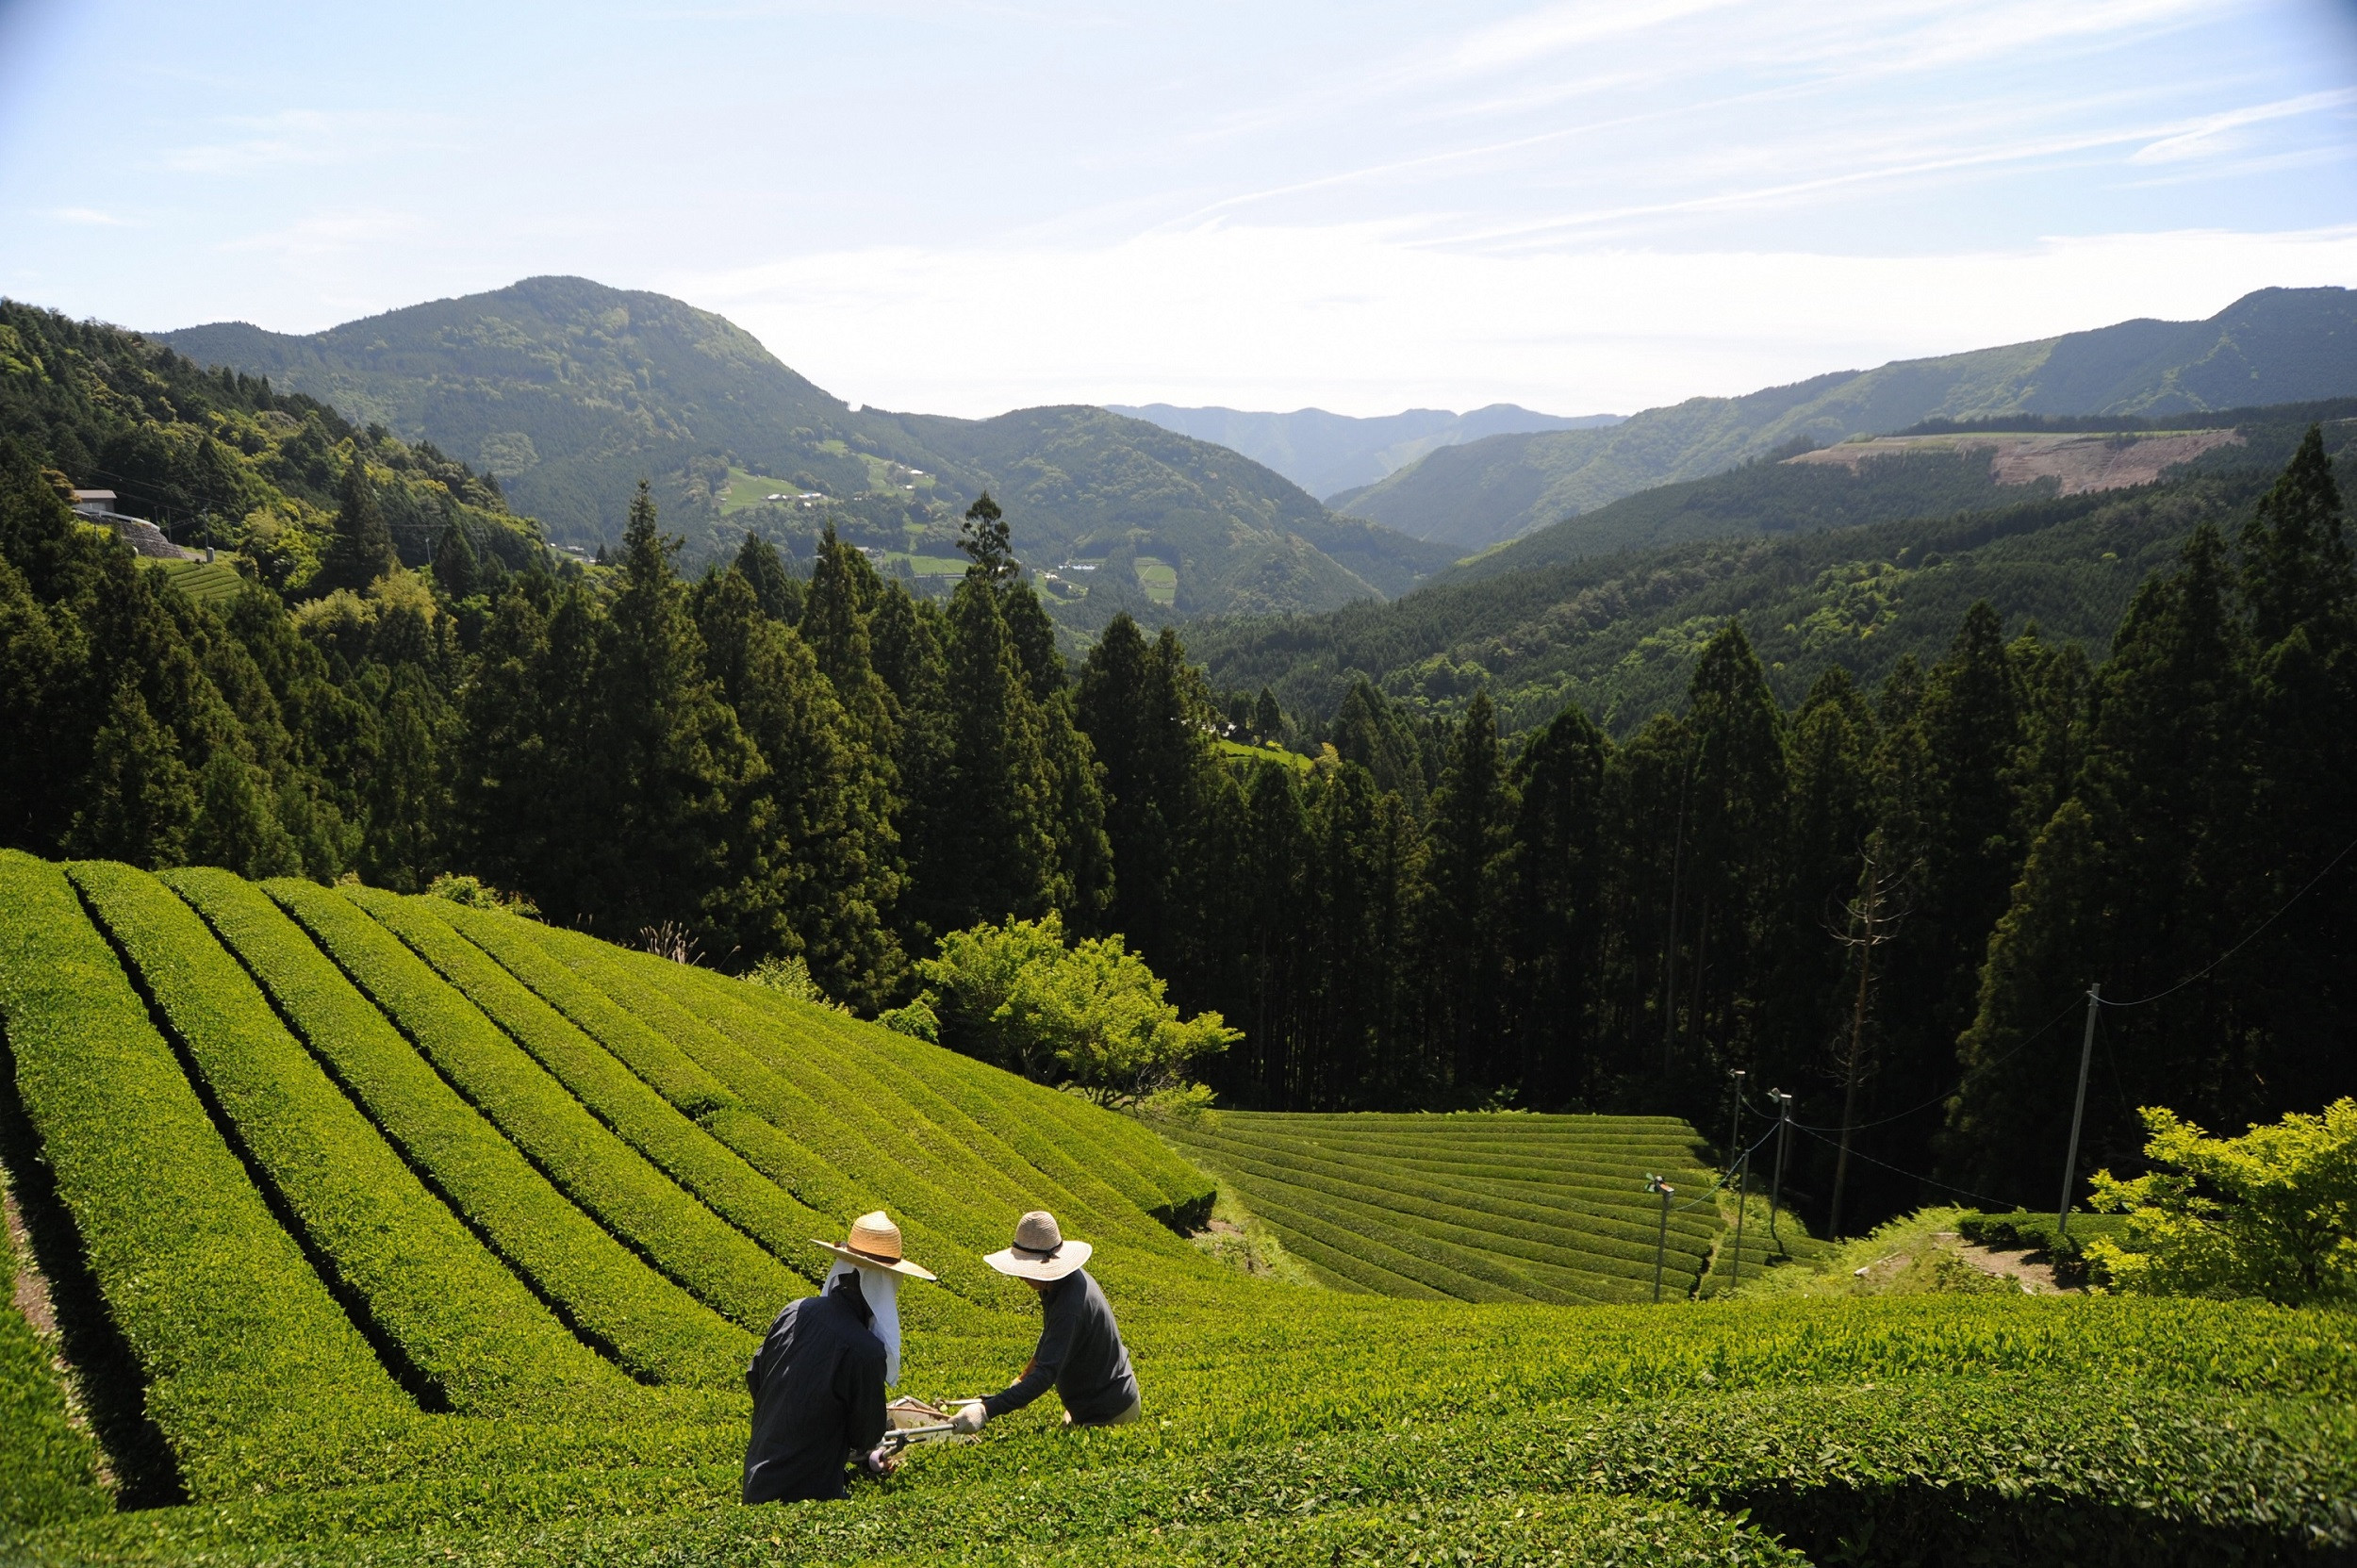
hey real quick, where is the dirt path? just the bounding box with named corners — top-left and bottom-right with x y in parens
top-left (1936, 1231), bottom-right (2069, 1295)
top-left (4, 1162), bottom-right (116, 1490)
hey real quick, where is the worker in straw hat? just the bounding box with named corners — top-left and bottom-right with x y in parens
top-left (950, 1210), bottom-right (1138, 1434)
top-left (743, 1211), bottom-right (937, 1504)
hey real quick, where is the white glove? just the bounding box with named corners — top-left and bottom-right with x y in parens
top-left (951, 1400), bottom-right (989, 1435)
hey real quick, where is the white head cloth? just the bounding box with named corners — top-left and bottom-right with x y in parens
top-left (825, 1258), bottom-right (901, 1385)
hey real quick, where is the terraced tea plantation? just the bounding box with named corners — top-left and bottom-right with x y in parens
top-left (3, 850), bottom-right (2354, 1567)
top-left (1165, 1111), bottom-right (1741, 1301)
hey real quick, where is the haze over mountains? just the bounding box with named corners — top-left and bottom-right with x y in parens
top-left (1332, 287), bottom-right (2357, 552)
top-left (159, 276), bottom-right (1453, 624)
top-left (1107, 403), bottom-right (1621, 502)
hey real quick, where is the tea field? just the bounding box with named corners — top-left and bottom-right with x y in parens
top-left (2, 849), bottom-right (2353, 1566)
top-left (1164, 1110), bottom-right (1769, 1301)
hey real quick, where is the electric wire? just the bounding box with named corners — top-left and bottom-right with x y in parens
top-left (1785, 991), bottom-right (2089, 1135)
top-left (2096, 832), bottom-right (2357, 1007)
top-left (1788, 1124), bottom-right (2015, 1211)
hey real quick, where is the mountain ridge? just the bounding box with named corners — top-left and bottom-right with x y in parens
top-left (158, 276), bottom-right (1452, 623)
top-left (1189, 402), bottom-right (2354, 736)
top-left (1333, 286), bottom-right (2357, 552)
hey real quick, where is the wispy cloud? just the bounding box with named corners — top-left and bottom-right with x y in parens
top-left (2131, 87), bottom-right (2357, 163)
top-left (51, 206), bottom-right (132, 226)
top-left (162, 109), bottom-right (454, 174)
top-left (218, 208), bottom-right (430, 261)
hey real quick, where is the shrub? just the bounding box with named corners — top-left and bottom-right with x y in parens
top-left (741, 953), bottom-right (834, 1007)
top-left (917, 913), bottom-right (1237, 1106)
top-left (2088, 1098), bottom-right (2357, 1305)
top-left (426, 873), bottom-right (540, 919)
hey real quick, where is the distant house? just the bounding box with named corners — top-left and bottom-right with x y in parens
top-left (70, 489), bottom-right (193, 560)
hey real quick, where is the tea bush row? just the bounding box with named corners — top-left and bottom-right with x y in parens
top-left (1195, 1118), bottom-right (1721, 1217)
top-left (1178, 1146), bottom-right (1682, 1297)
top-left (271, 883), bottom-right (794, 1339)
top-left (75, 864), bottom-right (620, 1413)
top-left (176, 872), bottom-right (747, 1387)
top-left (1175, 1124), bottom-right (1717, 1262)
top-left (1169, 1125), bottom-right (1720, 1247)
top-left (651, 945), bottom-right (1189, 1243)
top-left (0, 1162), bottom-right (107, 1529)
top-left (735, 974), bottom-right (1214, 1235)
top-left (0, 852), bottom-right (412, 1498)
top-left (1216, 1182), bottom-right (1652, 1303)
top-left (498, 918), bottom-right (1191, 1312)
top-left (1958, 1209), bottom-right (2130, 1261)
top-left (353, 889), bottom-right (836, 1291)
top-left (47, 1373), bottom-right (2349, 1567)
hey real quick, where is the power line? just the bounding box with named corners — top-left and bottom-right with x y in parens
top-left (1788, 1123), bottom-right (2015, 1212)
top-left (1787, 991), bottom-right (2088, 1135)
top-left (2099, 832), bottom-right (2357, 1008)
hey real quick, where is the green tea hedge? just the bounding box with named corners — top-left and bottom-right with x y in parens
top-left (75, 864), bottom-right (620, 1413)
top-left (274, 883), bottom-right (791, 1339)
top-left (0, 852), bottom-right (409, 1497)
top-left (354, 889), bottom-right (835, 1290)
top-left (176, 872), bottom-right (744, 1387)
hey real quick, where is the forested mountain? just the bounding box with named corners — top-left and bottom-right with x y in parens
top-left (158, 277), bottom-right (1452, 619)
top-left (1193, 407), bottom-right (2353, 733)
top-left (0, 301), bottom-right (541, 587)
top-left (1335, 287), bottom-right (2357, 549)
top-left (1109, 402), bottom-right (1621, 503)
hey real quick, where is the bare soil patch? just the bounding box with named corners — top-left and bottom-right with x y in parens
top-left (1788, 429), bottom-right (2244, 495)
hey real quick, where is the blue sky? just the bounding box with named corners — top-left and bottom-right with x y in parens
top-left (3, 1), bottom-right (2354, 417)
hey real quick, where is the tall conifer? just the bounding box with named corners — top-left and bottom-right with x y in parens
top-left (317, 454), bottom-right (397, 594)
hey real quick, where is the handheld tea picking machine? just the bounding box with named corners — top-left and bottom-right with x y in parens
top-left (879, 1397), bottom-right (980, 1459)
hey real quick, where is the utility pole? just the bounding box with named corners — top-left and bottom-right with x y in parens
top-left (1767, 1089), bottom-right (1793, 1252)
top-left (1646, 1174), bottom-right (1675, 1303)
top-left (1828, 848), bottom-right (1904, 1240)
top-left (1724, 1070), bottom-right (1745, 1180)
top-left (2057, 983), bottom-right (2102, 1240)
top-left (1726, 1069), bottom-right (1747, 1291)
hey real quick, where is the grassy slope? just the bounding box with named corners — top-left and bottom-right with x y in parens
top-left (1, 850), bottom-right (2353, 1566)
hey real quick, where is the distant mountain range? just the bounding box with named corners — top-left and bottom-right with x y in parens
top-left (1332, 287), bottom-right (2357, 553)
top-left (1193, 403), bottom-right (2356, 736)
top-left (157, 277), bottom-right (1453, 623)
top-left (1106, 403), bottom-right (1620, 504)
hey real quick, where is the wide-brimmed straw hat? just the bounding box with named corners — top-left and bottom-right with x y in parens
top-left (812, 1211), bottom-right (937, 1280)
top-left (984, 1210), bottom-right (1093, 1281)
